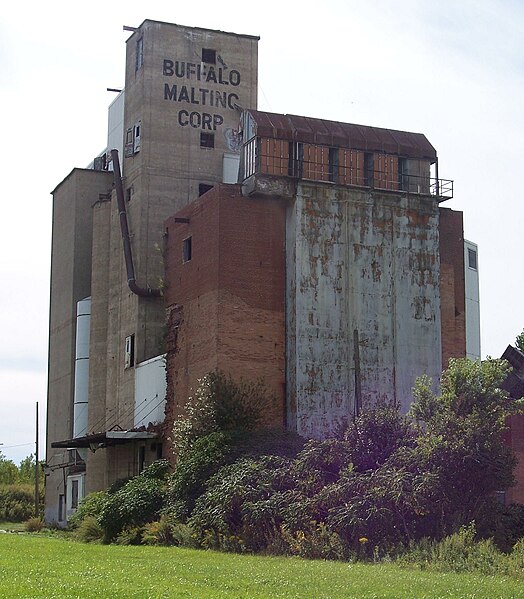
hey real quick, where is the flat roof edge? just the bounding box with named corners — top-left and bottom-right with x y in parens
top-left (131, 19), bottom-right (260, 41)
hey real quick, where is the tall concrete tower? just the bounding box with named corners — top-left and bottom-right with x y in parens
top-left (46, 20), bottom-right (258, 523)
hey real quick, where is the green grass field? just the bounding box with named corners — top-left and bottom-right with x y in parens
top-left (0, 533), bottom-right (522, 598)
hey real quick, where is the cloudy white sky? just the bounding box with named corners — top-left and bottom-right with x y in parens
top-left (1, 0), bottom-right (523, 464)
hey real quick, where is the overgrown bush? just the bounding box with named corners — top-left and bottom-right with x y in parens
top-left (0, 484), bottom-right (39, 521)
top-left (98, 460), bottom-right (170, 542)
top-left (68, 491), bottom-right (109, 529)
top-left (172, 372), bottom-right (273, 457)
top-left (399, 523), bottom-right (508, 577)
top-left (115, 525), bottom-right (144, 545)
top-left (166, 432), bottom-right (233, 521)
top-left (75, 516), bottom-right (104, 543)
top-left (280, 522), bottom-right (350, 561)
top-left (24, 517), bottom-right (43, 532)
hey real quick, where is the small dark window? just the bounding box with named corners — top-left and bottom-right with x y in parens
top-left (71, 480), bottom-right (79, 509)
top-left (468, 248), bottom-right (478, 270)
top-left (136, 38), bottom-right (144, 71)
top-left (199, 183), bottom-right (213, 196)
top-left (126, 187), bottom-right (132, 202)
top-left (364, 153), bottom-right (374, 187)
top-left (328, 147), bottom-right (339, 183)
top-left (200, 132), bottom-right (214, 148)
top-left (125, 334), bottom-right (135, 369)
top-left (398, 157), bottom-right (408, 191)
top-left (183, 237), bottom-right (192, 262)
top-left (202, 48), bottom-right (216, 64)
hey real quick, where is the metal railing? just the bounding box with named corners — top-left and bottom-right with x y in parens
top-left (241, 137), bottom-right (453, 200)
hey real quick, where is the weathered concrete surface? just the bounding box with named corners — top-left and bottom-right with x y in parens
top-left (46, 169), bottom-right (113, 522)
top-left (286, 182), bottom-right (442, 439)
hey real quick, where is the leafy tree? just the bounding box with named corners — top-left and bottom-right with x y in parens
top-left (18, 454), bottom-right (44, 486)
top-left (516, 329), bottom-right (524, 353)
top-left (0, 452), bottom-right (18, 485)
top-left (410, 358), bottom-right (523, 536)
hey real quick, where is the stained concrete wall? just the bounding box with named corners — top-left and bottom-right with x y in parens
top-left (46, 169), bottom-right (113, 522)
top-left (286, 182), bottom-right (442, 439)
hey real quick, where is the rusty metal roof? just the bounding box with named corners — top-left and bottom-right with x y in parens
top-left (247, 110), bottom-right (437, 161)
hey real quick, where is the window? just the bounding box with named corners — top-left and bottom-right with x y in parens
top-left (71, 480), bottom-right (79, 510)
top-left (398, 157), bottom-right (408, 191)
top-left (288, 142), bottom-right (303, 178)
top-left (364, 153), bottom-right (374, 187)
top-left (124, 334), bottom-right (135, 369)
top-left (201, 48), bottom-right (216, 64)
top-left (183, 237), bottom-right (192, 263)
top-left (136, 37), bottom-right (144, 71)
top-left (126, 187), bottom-right (132, 202)
top-left (125, 127), bottom-right (134, 157)
top-left (133, 120), bottom-right (141, 154)
top-left (200, 132), bottom-right (214, 148)
top-left (199, 183), bottom-right (213, 196)
top-left (468, 248), bottom-right (478, 270)
top-left (328, 147), bottom-right (339, 183)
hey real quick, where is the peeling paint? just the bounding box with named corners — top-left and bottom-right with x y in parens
top-left (286, 182), bottom-right (442, 439)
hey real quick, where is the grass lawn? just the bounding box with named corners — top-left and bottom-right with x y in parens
top-left (0, 534), bottom-right (522, 598)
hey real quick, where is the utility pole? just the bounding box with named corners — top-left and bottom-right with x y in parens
top-left (35, 402), bottom-right (39, 518)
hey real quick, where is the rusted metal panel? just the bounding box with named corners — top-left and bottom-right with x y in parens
top-left (249, 110), bottom-right (437, 161)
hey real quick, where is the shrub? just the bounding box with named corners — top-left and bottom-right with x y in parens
top-left (166, 432), bottom-right (232, 520)
top-left (115, 525), bottom-right (144, 545)
top-left (75, 516), bottom-right (104, 543)
top-left (399, 524), bottom-right (507, 577)
top-left (68, 491), bottom-right (108, 529)
top-left (280, 522), bottom-right (350, 561)
top-left (98, 460), bottom-right (170, 542)
top-left (189, 455), bottom-right (292, 552)
top-left (172, 371), bottom-right (273, 457)
top-left (24, 517), bottom-right (43, 532)
top-left (0, 485), bottom-right (37, 521)
top-left (141, 516), bottom-right (199, 547)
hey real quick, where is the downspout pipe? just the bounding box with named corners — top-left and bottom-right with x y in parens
top-left (111, 149), bottom-right (161, 298)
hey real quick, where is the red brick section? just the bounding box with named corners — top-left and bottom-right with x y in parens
top-left (163, 184), bottom-right (287, 460)
top-left (506, 414), bottom-right (524, 504)
top-left (439, 207), bottom-right (466, 368)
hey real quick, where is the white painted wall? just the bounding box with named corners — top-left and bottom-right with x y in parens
top-left (464, 239), bottom-right (481, 360)
top-left (134, 354), bottom-right (167, 428)
top-left (107, 90), bottom-right (125, 169)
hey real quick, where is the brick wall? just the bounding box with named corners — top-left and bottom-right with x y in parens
top-left (163, 184), bottom-right (286, 459)
top-left (439, 208), bottom-right (466, 367)
top-left (506, 414), bottom-right (524, 504)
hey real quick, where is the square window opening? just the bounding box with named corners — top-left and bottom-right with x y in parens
top-left (202, 48), bottom-right (216, 64)
top-left (200, 132), bottom-right (214, 148)
top-left (183, 237), bottom-right (192, 263)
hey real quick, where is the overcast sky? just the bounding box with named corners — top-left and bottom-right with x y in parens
top-left (1, 0), bottom-right (523, 464)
